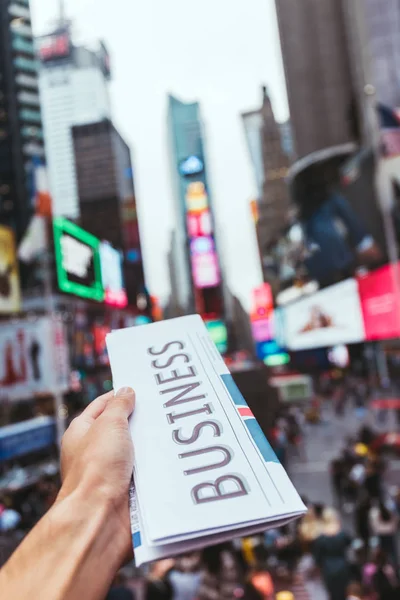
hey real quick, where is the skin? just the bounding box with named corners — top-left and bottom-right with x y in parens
top-left (0, 387), bottom-right (135, 600)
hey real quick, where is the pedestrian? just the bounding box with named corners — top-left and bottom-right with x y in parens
top-left (365, 460), bottom-right (383, 501)
top-left (331, 458), bottom-right (345, 507)
top-left (369, 497), bottom-right (399, 569)
top-left (169, 553), bottom-right (202, 600)
top-left (198, 543), bottom-right (262, 600)
top-left (354, 492), bottom-right (371, 548)
top-left (363, 549), bottom-right (398, 600)
top-left (106, 573), bottom-right (135, 600)
top-left (145, 560), bottom-right (175, 600)
top-left (345, 582), bottom-right (364, 600)
top-left (312, 511), bottom-right (352, 600)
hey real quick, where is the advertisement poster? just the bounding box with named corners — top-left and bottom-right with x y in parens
top-left (0, 225), bottom-right (21, 314)
top-left (0, 318), bottom-right (70, 401)
top-left (53, 217), bottom-right (104, 302)
top-left (358, 264), bottom-right (400, 341)
top-left (284, 279), bottom-right (365, 350)
top-left (99, 242), bottom-right (128, 308)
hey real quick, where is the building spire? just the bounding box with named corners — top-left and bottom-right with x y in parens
top-left (59, 0), bottom-right (66, 26)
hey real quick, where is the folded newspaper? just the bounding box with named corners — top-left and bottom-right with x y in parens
top-left (106, 315), bottom-right (306, 566)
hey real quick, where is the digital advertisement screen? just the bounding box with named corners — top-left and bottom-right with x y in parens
top-left (191, 252), bottom-right (220, 289)
top-left (205, 319), bottom-right (228, 354)
top-left (185, 182), bottom-right (209, 213)
top-left (37, 32), bottom-right (71, 62)
top-left (284, 279), bottom-right (365, 350)
top-left (53, 218), bottom-right (104, 302)
top-left (0, 225), bottom-right (21, 314)
top-left (187, 210), bottom-right (212, 238)
top-left (99, 242), bottom-right (128, 308)
top-left (179, 155), bottom-right (204, 177)
top-left (358, 264), bottom-right (400, 341)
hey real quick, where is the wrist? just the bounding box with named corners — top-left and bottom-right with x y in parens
top-left (58, 481), bottom-right (129, 566)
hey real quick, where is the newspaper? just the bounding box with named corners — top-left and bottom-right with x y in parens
top-left (106, 315), bottom-right (306, 566)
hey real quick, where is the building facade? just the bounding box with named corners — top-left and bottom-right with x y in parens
top-left (364, 0), bottom-right (400, 109)
top-left (37, 26), bottom-right (111, 218)
top-left (167, 95), bottom-right (227, 344)
top-left (72, 119), bottom-right (146, 307)
top-left (274, 0), bottom-right (388, 288)
top-left (0, 0), bottom-right (44, 241)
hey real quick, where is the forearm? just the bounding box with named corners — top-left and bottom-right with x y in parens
top-left (0, 487), bottom-right (127, 600)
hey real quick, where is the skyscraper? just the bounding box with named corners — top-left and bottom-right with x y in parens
top-left (37, 19), bottom-right (111, 218)
top-left (0, 0), bottom-right (45, 241)
top-left (72, 118), bottom-right (146, 307)
top-left (242, 88), bottom-right (292, 287)
top-left (167, 95), bottom-right (227, 344)
top-left (275, 0), bottom-right (356, 161)
top-left (364, 0), bottom-right (400, 109)
top-left (274, 0), bottom-right (387, 286)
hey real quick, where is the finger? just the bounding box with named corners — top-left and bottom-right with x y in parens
top-left (81, 390), bottom-right (114, 423)
top-left (104, 387), bottom-right (135, 420)
top-left (64, 391), bottom-right (114, 444)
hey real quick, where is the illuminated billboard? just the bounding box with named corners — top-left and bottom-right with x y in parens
top-left (205, 319), bottom-right (228, 354)
top-left (37, 31), bottom-right (71, 62)
top-left (187, 210), bottom-right (212, 238)
top-left (53, 218), bottom-right (104, 302)
top-left (99, 242), bottom-right (127, 308)
top-left (284, 279), bottom-right (365, 350)
top-left (185, 181), bottom-right (209, 213)
top-left (179, 155), bottom-right (204, 177)
top-left (0, 226), bottom-right (21, 314)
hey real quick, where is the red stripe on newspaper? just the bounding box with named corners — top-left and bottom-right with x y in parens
top-left (238, 407), bottom-right (254, 418)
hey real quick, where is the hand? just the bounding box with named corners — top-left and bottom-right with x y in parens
top-left (59, 387), bottom-right (135, 562)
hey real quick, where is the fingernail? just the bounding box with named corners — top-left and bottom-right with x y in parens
top-left (116, 386), bottom-right (134, 396)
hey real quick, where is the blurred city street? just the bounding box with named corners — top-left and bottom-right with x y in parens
top-left (2, 0), bottom-right (400, 598)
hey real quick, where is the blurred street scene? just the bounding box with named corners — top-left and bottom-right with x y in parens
top-left (1, 0), bottom-right (400, 598)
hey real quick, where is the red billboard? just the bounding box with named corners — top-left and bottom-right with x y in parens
top-left (358, 264), bottom-right (400, 341)
top-left (37, 32), bottom-right (71, 62)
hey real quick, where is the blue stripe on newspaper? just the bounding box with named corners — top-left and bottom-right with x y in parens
top-left (220, 374), bottom-right (280, 464)
top-left (133, 531), bottom-right (142, 548)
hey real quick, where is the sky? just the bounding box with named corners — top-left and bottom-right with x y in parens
top-left (30, 0), bottom-right (288, 311)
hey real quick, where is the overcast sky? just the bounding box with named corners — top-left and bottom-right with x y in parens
top-left (31, 0), bottom-right (288, 311)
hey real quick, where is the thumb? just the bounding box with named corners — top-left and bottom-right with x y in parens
top-left (105, 387), bottom-right (136, 420)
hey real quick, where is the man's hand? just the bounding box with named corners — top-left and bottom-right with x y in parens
top-left (60, 387), bottom-right (135, 560)
top-left (0, 387), bottom-right (136, 600)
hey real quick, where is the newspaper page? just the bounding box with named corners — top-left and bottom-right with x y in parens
top-left (107, 315), bottom-right (305, 566)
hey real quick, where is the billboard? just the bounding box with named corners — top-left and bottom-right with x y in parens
top-left (53, 218), bottom-right (104, 302)
top-left (99, 242), bottom-right (127, 308)
top-left (185, 182), bottom-right (209, 213)
top-left (0, 318), bottom-right (70, 401)
top-left (187, 210), bottom-right (212, 238)
top-left (0, 417), bottom-right (56, 461)
top-left (250, 283), bottom-right (274, 344)
top-left (0, 226), bottom-right (21, 314)
top-left (205, 319), bottom-right (228, 354)
top-left (358, 264), bottom-right (400, 341)
top-left (179, 155), bottom-right (204, 177)
top-left (191, 250), bottom-right (220, 289)
top-left (37, 31), bottom-right (71, 63)
top-left (284, 279), bottom-right (365, 350)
